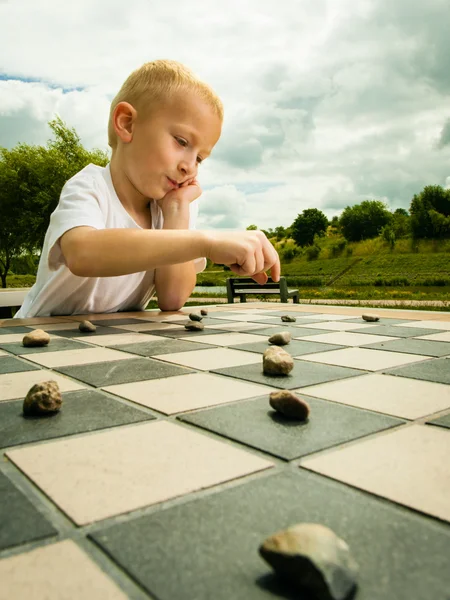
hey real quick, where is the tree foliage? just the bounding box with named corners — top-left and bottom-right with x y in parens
top-left (291, 208), bottom-right (328, 247)
top-left (339, 200), bottom-right (392, 242)
top-left (410, 185), bottom-right (450, 239)
top-left (0, 116), bottom-right (109, 287)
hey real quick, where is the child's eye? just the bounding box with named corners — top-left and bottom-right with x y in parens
top-left (176, 137), bottom-right (203, 165)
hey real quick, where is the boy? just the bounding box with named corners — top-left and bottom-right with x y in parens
top-left (15, 60), bottom-right (280, 318)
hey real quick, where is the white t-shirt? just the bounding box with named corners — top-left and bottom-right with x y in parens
top-left (15, 163), bottom-right (206, 318)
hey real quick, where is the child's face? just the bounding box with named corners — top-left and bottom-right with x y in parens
top-left (122, 90), bottom-right (222, 201)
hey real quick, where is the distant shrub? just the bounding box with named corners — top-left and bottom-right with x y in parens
top-left (374, 277), bottom-right (410, 287)
top-left (329, 238), bottom-right (347, 258)
top-left (306, 245), bottom-right (321, 261)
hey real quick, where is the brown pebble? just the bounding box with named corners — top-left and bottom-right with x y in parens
top-left (200, 308), bottom-right (208, 316)
top-left (189, 312), bottom-right (203, 322)
top-left (23, 381), bottom-right (62, 416)
top-left (269, 390), bottom-right (310, 420)
top-left (259, 523), bottom-right (359, 600)
top-left (281, 315), bottom-right (296, 322)
top-left (79, 320), bottom-right (96, 333)
top-left (22, 329), bottom-right (50, 347)
top-left (263, 346), bottom-right (294, 375)
top-left (268, 331), bottom-right (291, 346)
top-left (362, 313), bottom-right (379, 322)
top-left (185, 321), bottom-right (204, 331)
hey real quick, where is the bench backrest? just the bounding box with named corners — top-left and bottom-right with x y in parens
top-left (0, 288), bottom-right (29, 308)
top-left (227, 277), bottom-right (287, 292)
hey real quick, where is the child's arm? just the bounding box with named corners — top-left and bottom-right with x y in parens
top-left (153, 197), bottom-right (197, 311)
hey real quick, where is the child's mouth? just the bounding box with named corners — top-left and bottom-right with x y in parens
top-left (167, 177), bottom-right (179, 189)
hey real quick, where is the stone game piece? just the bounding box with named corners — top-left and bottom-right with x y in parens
top-left (189, 312), bottom-right (203, 322)
top-left (23, 381), bottom-right (62, 416)
top-left (185, 322), bottom-right (205, 331)
top-left (281, 315), bottom-right (296, 322)
top-left (200, 308), bottom-right (208, 316)
top-left (22, 329), bottom-right (50, 347)
top-left (268, 331), bottom-right (291, 346)
top-left (259, 523), bottom-right (358, 600)
top-left (362, 314), bottom-right (380, 322)
top-left (78, 320), bottom-right (96, 333)
top-left (269, 390), bottom-right (310, 420)
top-left (263, 346), bottom-right (294, 375)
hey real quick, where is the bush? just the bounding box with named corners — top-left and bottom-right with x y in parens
top-left (374, 277), bottom-right (410, 287)
top-left (306, 245), bottom-right (321, 261)
top-left (329, 238), bottom-right (347, 258)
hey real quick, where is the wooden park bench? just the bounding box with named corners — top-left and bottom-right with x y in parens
top-left (0, 288), bottom-right (29, 318)
top-left (226, 276), bottom-right (299, 304)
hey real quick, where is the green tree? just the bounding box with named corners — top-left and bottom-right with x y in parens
top-left (410, 185), bottom-right (450, 239)
top-left (391, 209), bottom-right (411, 238)
top-left (246, 224), bottom-right (258, 230)
top-left (0, 116), bottom-right (108, 287)
top-left (291, 208), bottom-right (328, 247)
top-left (339, 200), bottom-right (392, 242)
top-left (274, 226), bottom-right (287, 241)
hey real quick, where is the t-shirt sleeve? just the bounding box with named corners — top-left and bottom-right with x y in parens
top-left (189, 198), bottom-right (207, 274)
top-left (47, 173), bottom-right (106, 271)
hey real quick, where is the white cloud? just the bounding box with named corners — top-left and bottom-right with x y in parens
top-left (1, 0), bottom-right (450, 229)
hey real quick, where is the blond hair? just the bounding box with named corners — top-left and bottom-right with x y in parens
top-left (107, 59), bottom-right (224, 149)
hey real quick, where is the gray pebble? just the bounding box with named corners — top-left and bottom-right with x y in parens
top-left (362, 313), bottom-right (380, 322)
top-left (259, 523), bottom-right (358, 600)
top-left (23, 381), bottom-right (62, 416)
top-left (263, 346), bottom-right (294, 375)
top-left (281, 315), bottom-right (296, 322)
top-left (185, 321), bottom-right (205, 331)
top-left (268, 331), bottom-right (291, 346)
top-left (269, 390), bottom-right (310, 420)
top-left (22, 329), bottom-right (50, 347)
top-left (189, 312), bottom-right (203, 322)
top-left (79, 320), bottom-right (96, 333)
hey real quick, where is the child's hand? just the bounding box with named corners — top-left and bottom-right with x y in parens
top-left (203, 230), bottom-right (281, 283)
top-left (157, 178), bottom-right (201, 214)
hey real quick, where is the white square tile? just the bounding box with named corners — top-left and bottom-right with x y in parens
top-left (0, 369), bottom-right (85, 402)
top-left (300, 373), bottom-right (450, 419)
top-left (296, 314), bottom-right (354, 321)
top-left (416, 332), bottom-right (450, 343)
top-left (153, 348), bottom-right (261, 370)
top-left (108, 322), bottom-right (181, 332)
top-left (295, 332), bottom-right (399, 347)
top-left (208, 314), bottom-right (277, 322)
top-left (73, 333), bottom-right (161, 346)
top-left (6, 421), bottom-right (273, 524)
top-left (299, 347), bottom-right (432, 371)
top-left (302, 424), bottom-right (450, 522)
top-left (21, 347), bottom-right (134, 368)
top-left (204, 322), bottom-right (277, 332)
top-left (296, 321), bottom-right (379, 332)
top-left (104, 372), bottom-right (274, 414)
top-left (395, 320), bottom-right (450, 331)
top-left (189, 332), bottom-right (267, 346)
top-left (0, 350), bottom-right (6, 356)
top-left (0, 540), bottom-right (128, 599)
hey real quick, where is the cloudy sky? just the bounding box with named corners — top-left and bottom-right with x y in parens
top-left (1, 0), bottom-right (450, 230)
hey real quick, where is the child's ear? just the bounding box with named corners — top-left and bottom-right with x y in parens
top-left (114, 102), bottom-right (137, 143)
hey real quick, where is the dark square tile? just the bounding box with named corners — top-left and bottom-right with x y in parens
top-left (0, 326), bottom-right (34, 335)
top-left (254, 310), bottom-right (320, 317)
top-left (230, 339), bottom-right (345, 355)
top-left (113, 338), bottom-right (217, 357)
top-left (352, 325), bottom-right (442, 338)
top-left (251, 326), bottom-right (335, 337)
top-left (0, 356), bottom-right (41, 374)
top-left (150, 328), bottom-right (227, 339)
top-left (362, 338), bottom-right (450, 357)
top-left (0, 338), bottom-right (91, 355)
top-left (55, 357), bottom-right (194, 387)
top-left (48, 326), bottom-right (130, 339)
top-left (211, 361), bottom-right (365, 389)
top-left (0, 471), bottom-right (57, 551)
top-left (0, 389), bottom-right (155, 449)
top-left (90, 318), bottom-right (150, 326)
top-left (342, 318), bottom-right (416, 325)
top-left (90, 470), bottom-right (450, 600)
top-left (179, 395), bottom-right (402, 460)
top-left (384, 357), bottom-right (450, 385)
top-left (427, 412), bottom-right (450, 429)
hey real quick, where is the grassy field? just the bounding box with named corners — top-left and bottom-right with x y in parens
top-left (5, 236), bottom-right (450, 309)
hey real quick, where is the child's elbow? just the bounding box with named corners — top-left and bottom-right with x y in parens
top-left (158, 300), bottom-right (184, 312)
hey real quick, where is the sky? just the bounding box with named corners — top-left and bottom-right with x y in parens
top-left (1, 0), bottom-right (450, 231)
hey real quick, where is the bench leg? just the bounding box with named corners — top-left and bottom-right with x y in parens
top-left (293, 294), bottom-right (299, 304)
top-left (0, 307), bottom-right (14, 319)
top-left (240, 294), bottom-right (247, 303)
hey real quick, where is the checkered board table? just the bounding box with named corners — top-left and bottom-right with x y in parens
top-left (1, 303), bottom-right (449, 600)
